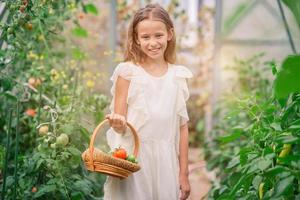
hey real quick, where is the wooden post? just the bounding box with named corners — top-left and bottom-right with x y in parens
top-left (205, 0), bottom-right (222, 141)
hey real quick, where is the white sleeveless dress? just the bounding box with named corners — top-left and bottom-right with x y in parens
top-left (103, 61), bottom-right (193, 200)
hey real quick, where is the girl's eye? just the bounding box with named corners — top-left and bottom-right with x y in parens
top-left (142, 36), bottom-right (149, 39)
top-left (156, 35), bottom-right (163, 38)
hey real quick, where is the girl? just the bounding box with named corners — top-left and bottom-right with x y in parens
top-left (104, 4), bottom-right (192, 200)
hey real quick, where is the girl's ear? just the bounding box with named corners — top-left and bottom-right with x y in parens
top-left (135, 34), bottom-right (140, 45)
top-left (167, 28), bottom-right (174, 41)
top-left (136, 39), bottom-right (140, 45)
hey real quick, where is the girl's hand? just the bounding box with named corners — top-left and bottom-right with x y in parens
top-left (105, 113), bottom-right (127, 134)
top-left (179, 173), bottom-right (190, 200)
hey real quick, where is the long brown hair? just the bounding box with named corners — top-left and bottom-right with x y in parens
top-left (124, 4), bottom-right (176, 64)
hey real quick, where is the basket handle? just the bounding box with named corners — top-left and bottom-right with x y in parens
top-left (89, 119), bottom-right (140, 160)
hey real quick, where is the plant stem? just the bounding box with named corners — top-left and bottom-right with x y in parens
top-left (13, 100), bottom-right (20, 199)
top-left (38, 19), bottom-right (50, 53)
top-left (55, 162), bottom-right (71, 200)
top-left (1, 109), bottom-right (13, 200)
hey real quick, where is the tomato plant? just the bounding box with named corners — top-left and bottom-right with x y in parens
top-left (0, 0), bottom-right (109, 199)
top-left (206, 55), bottom-right (300, 199)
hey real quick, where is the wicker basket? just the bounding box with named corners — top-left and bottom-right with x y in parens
top-left (81, 119), bottom-right (141, 179)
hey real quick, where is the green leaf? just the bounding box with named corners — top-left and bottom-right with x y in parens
top-left (218, 129), bottom-right (242, 143)
top-left (84, 4), bottom-right (98, 15)
top-left (72, 48), bottom-right (85, 60)
top-left (257, 157), bottom-right (272, 171)
top-left (95, 111), bottom-right (104, 124)
top-left (274, 55), bottom-right (300, 99)
top-left (273, 175), bottom-right (294, 197)
top-left (0, 49), bottom-right (6, 57)
top-left (229, 173), bottom-right (253, 197)
top-left (278, 155), bottom-right (300, 164)
top-left (276, 134), bottom-right (299, 143)
top-left (240, 148), bottom-right (250, 166)
top-left (47, 178), bottom-right (60, 185)
top-left (72, 27), bottom-right (88, 38)
top-left (288, 124), bottom-right (300, 131)
top-left (78, 126), bottom-right (91, 142)
top-left (33, 184), bottom-right (57, 198)
top-left (2, 91), bottom-right (18, 101)
top-left (265, 166), bottom-right (287, 177)
top-left (52, 51), bottom-right (66, 58)
top-left (290, 119), bottom-right (300, 126)
top-left (270, 122), bottom-right (282, 131)
top-left (226, 156), bottom-right (240, 169)
top-left (216, 194), bottom-right (233, 200)
top-left (35, 158), bottom-right (44, 170)
top-left (282, 0), bottom-right (300, 29)
top-left (252, 175), bottom-right (262, 190)
top-left (68, 147), bottom-right (81, 156)
top-left (70, 192), bottom-right (83, 200)
top-left (196, 119), bottom-right (204, 132)
top-left (61, 124), bottom-right (74, 134)
top-left (271, 62), bottom-right (278, 75)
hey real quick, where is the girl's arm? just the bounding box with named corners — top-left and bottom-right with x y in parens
top-left (114, 76), bottom-right (129, 116)
top-left (106, 76), bottom-right (130, 133)
top-left (179, 123), bottom-right (191, 200)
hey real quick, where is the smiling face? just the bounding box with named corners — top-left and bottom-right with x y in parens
top-left (136, 19), bottom-right (173, 62)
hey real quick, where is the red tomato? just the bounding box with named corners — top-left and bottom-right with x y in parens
top-left (113, 148), bottom-right (127, 159)
top-left (78, 12), bottom-right (84, 19)
top-left (25, 23), bottom-right (33, 30)
top-left (28, 77), bottom-right (35, 85)
top-left (25, 109), bottom-right (36, 117)
top-left (19, 5), bottom-right (26, 13)
top-left (28, 77), bottom-right (41, 87)
top-left (38, 125), bottom-right (49, 136)
top-left (31, 186), bottom-right (37, 193)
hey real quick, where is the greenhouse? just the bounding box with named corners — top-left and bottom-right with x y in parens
top-left (0, 0), bottom-right (299, 199)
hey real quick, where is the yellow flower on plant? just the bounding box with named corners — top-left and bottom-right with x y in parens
top-left (67, 3), bottom-right (76, 11)
top-left (70, 59), bottom-right (76, 67)
top-left (86, 80), bottom-right (95, 88)
top-left (27, 51), bottom-right (39, 60)
top-left (83, 71), bottom-right (92, 78)
top-left (38, 35), bottom-right (45, 41)
top-left (69, 60), bottom-right (77, 70)
top-left (49, 8), bottom-right (54, 14)
top-left (50, 69), bottom-right (59, 80)
top-left (62, 84), bottom-right (68, 90)
top-left (61, 71), bottom-right (66, 78)
top-left (50, 69), bottom-right (57, 75)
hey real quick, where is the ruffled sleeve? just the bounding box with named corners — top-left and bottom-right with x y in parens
top-left (109, 62), bottom-right (148, 118)
top-left (106, 62), bottom-right (148, 152)
top-left (174, 65), bottom-right (193, 126)
top-left (173, 65), bottom-right (193, 156)
top-left (110, 62), bottom-right (136, 81)
top-left (110, 62), bottom-right (134, 98)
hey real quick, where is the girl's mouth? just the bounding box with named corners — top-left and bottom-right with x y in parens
top-left (149, 48), bottom-right (161, 53)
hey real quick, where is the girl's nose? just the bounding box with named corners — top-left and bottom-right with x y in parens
top-left (149, 41), bottom-right (158, 48)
